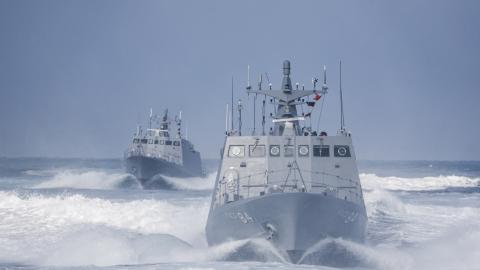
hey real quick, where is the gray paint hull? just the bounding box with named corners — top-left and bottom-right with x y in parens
top-left (125, 155), bottom-right (203, 188)
top-left (205, 192), bottom-right (367, 263)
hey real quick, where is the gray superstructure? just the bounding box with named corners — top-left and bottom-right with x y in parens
top-left (124, 109), bottom-right (203, 188)
top-left (206, 61), bottom-right (367, 263)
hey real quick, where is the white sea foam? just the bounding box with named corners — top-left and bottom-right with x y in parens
top-left (360, 173), bottom-right (480, 191)
top-left (0, 190), bottom-right (291, 266)
top-left (41, 227), bottom-right (195, 266)
top-left (2, 168), bottom-right (480, 268)
top-left (23, 169), bottom-right (57, 177)
top-left (299, 237), bottom-right (412, 269)
top-left (41, 234), bottom-right (287, 266)
top-left (163, 172), bottom-right (217, 191)
top-left (0, 191), bottom-right (210, 252)
top-left (164, 172), bottom-right (480, 192)
top-left (33, 170), bottom-right (139, 190)
top-left (298, 227), bottom-right (480, 270)
top-left (364, 186), bottom-right (480, 245)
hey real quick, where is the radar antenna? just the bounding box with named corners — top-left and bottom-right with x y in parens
top-left (177, 111), bottom-right (182, 138)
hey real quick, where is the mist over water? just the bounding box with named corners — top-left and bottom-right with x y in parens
top-left (0, 158), bottom-right (479, 269)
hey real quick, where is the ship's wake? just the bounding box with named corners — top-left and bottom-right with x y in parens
top-left (0, 190), bottom-right (210, 266)
top-left (39, 227), bottom-right (195, 266)
top-left (209, 238), bottom-right (288, 263)
top-left (162, 172), bottom-right (217, 191)
top-left (1, 172), bottom-right (479, 269)
top-left (360, 173), bottom-right (480, 191)
top-left (298, 238), bottom-right (407, 268)
top-left (135, 172), bottom-right (217, 190)
top-left (33, 169), bottom-right (140, 190)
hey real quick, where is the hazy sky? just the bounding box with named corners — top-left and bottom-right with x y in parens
top-left (1, 0), bottom-right (479, 160)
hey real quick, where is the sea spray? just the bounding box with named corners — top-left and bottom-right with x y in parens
top-left (34, 170), bottom-right (140, 190)
top-left (162, 172), bottom-right (217, 191)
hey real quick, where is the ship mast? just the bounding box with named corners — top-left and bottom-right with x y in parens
top-left (160, 109), bottom-right (169, 130)
top-left (247, 60), bottom-right (328, 136)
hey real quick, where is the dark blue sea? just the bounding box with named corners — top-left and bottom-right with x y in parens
top-left (0, 158), bottom-right (479, 269)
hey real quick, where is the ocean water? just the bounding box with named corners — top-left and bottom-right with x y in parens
top-left (0, 158), bottom-right (479, 270)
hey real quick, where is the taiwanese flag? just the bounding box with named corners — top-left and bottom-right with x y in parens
top-left (306, 101), bottom-right (315, 107)
top-left (313, 94), bottom-right (321, 101)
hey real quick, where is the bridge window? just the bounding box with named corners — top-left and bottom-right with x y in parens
top-left (173, 141), bottom-right (180, 146)
top-left (313, 145), bottom-right (329, 157)
top-left (154, 140), bottom-right (159, 144)
top-left (334, 145), bottom-right (351, 157)
top-left (141, 139), bottom-right (148, 144)
top-left (249, 144), bottom-right (265, 157)
top-left (133, 138), bottom-right (140, 143)
top-left (228, 145), bottom-right (245, 158)
top-left (165, 140), bottom-right (172, 145)
top-left (269, 145), bottom-right (280, 157)
top-left (298, 145), bottom-right (309, 157)
top-left (284, 145), bottom-right (294, 157)
top-left (159, 140), bottom-right (165, 145)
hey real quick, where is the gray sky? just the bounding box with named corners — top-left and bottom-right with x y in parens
top-left (0, 0), bottom-right (479, 160)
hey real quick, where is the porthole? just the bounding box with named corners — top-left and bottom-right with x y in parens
top-left (298, 145), bottom-right (309, 156)
top-left (334, 145), bottom-right (351, 157)
top-left (270, 145), bottom-right (280, 156)
top-left (228, 145), bottom-right (245, 158)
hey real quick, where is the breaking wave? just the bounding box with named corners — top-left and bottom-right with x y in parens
top-left (40, 233), bottom-right (287, 266)
top-left (0, 191), bottom-right (291, 266)
top-left (0, 190), bottom-right (210, 249)
top-left (40, 227), bottom-right (194, 266)
top-left (360, 173), bottom-right (480, 191)
top-left (298, 228), bottom-right (480, 270)
top-left (33, 170), bottom-right (139, 190)
top-left (211, 238), bottom-right (288, 263)
top-left (299, 238), bottom-right (410, 268)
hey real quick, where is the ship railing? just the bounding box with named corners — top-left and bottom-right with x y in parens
top-left (124, 147), bottom-right (146, 158)
top-left (124, 147), bottom-right (183, 165)
top-left (220, 168), bottom-right (364, 205)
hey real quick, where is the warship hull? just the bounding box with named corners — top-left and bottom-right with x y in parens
top-left (205, 192), bottom-right (367, 263)
top-left (125, 155), bottom-right (203, 188)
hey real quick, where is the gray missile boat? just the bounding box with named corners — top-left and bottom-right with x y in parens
top-left (124, 109), bottom-right (203, 188)
top-left (205, 60), bottom-right (367, 263)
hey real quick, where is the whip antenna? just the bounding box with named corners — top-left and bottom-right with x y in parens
top-left (339, 61), bottom-right (345, 131)
top-left (225, 104), bottom-right (229, 135)
top-left (149, 108), bottom-right (153, 128)
top-left (238, 99), bottom-right (243, 136)
top-left (231, 76), bottom-right (234, 131)
top-left (247, 65), bottom-right (251, 90)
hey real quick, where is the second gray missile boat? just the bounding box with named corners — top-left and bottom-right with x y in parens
top-left (124, 109), bottom-right (203, 188)
top-left (205, 60), bottom-right (367, 263)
